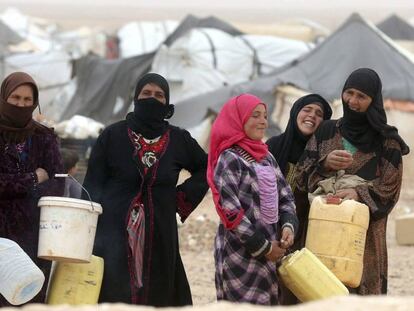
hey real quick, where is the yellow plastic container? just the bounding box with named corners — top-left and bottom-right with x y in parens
top-left (46, 255), bottom-right (104, 305)
top-left (278, 248), bottom-right (349, 302)
top-left (305, 196), bottom-right (370, 288)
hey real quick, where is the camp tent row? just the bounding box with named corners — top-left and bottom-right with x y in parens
top-left (170, 13), bottom-right (414, 133)
top-left (61, 14), bottom-right (320, 125)
top-left (3, 12), bottom-right (414, 133)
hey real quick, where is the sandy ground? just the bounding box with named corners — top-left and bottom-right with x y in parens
top-left (178, 192), bottom-right (414, 305)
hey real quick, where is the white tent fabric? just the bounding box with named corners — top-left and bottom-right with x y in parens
top-left (0, 7), bottom-right (52, 52)
top-left (3, 50), bottom-right (72, 119)
top-left (151, 28), bottom-right (312, 101)
top-left (52, 27), bottom-right (107, 58)
top-left (241, 34), bottom-right (313, 73)
top-left (118, 20), bottom-right (179, 58)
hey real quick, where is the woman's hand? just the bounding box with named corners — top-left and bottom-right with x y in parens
top-left (35, 168), bottom-right (49, 184)
top-left (265, 241), bottom-right (286, 262)
top-left (280, 226), bottom-right (294, 249)
top-left (335, 188), bottom-right (360, 201)
top-left (323, 150), bottom-right (353, 171)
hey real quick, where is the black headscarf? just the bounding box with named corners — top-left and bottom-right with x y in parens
top-left (126, 73), bottom-right (175, 139)
top-left (267, 94), bottom-right (332, 173)
top-left (340, 68), bottom-right (409, 155)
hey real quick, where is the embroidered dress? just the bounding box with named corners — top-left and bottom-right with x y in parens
top-left (214, 147), bottom-right (297, 305)
top-left (83, 121), bottom-right (208, 306)
top-left (127, 129), bottom-right (168, 291)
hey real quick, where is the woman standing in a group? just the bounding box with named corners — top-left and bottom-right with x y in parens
top-left (83, 73), bottom-right (208, 306)
top-left (266, 94), bottom-right (332, 304)
top-left (295, 68), bottom-right (409, 294)
top-left (0, 72), bottom-right (64, 306)
top-left (207, 93), bottom-right (298, 305)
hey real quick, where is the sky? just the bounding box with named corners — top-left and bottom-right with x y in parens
top-left (0, 0), bottom-right (413, 30)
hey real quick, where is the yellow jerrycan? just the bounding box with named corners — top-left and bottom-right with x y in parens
top-left (278, 248), bottom-right (349, 302)
top-left (47, 255), bottom-right (104, 305)
top-left (305, 195), bottom-right (370, 288)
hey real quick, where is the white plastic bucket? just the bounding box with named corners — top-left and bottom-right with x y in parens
top-left (38, 196), bottom-right (103, 263)
top-left (0, 238), bottom-right (45, 305)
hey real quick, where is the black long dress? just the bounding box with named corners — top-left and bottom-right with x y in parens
top-left (82, 120), bottom-right (208, 306)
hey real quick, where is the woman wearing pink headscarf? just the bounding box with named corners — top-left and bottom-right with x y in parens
top-left (207, 94), bottom-right (298, 305)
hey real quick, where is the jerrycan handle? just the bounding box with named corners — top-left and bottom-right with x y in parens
top-left (326, 195), bottom-right (342, 205)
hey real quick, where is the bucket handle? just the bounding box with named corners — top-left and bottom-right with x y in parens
top-left (55, 174), bottom-right (95, 212)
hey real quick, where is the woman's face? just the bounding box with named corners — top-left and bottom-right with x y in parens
top-left (342, 88), bottom-right (372, 112)
top-left (296, 103), bottom-right (324, 136)
top-left (137, 83), bottom-right (167, 105)
top-left (7, 85), bottom-right (34, 107)
top-left (244, 104), bottom-right (268, 141)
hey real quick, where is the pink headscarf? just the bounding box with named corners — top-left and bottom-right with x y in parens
top-left (207, 93), bottom-right (268, 229)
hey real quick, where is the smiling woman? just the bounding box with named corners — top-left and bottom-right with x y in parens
top-left (266, 93), bottom-right (332, 305)
top-left (342, 88), bottom-right (372, 112)
top-left (243, 103), bottom-right (268, 140)
top-left (207, 93), bottom-right (298, 305)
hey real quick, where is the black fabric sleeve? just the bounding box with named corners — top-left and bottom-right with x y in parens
top-left (175, 129), bottom-right (209, 220)
top-left (82, 130), bottom-right (110, 203)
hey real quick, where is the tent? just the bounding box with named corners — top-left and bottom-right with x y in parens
top-left (60, 15), bottom-right (244, 125)
top-left (0, 19), bottom-right (22, 50)
top-left (377, 14), bottom-right (414, 41)
top-left (0, 7), bottom-right (53, 52)
top-left (118, 20), bottom-right (179, 57)
top-left (170, 13), bottom-right (414, 132)
top-left (234, 18), bottom-right (329, 43)
top-left (152, 28), bottom-right (312, 101)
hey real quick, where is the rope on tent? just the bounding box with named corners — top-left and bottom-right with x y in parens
top-left (198, 29), bottom-right (218, 69)
top-left (239, 36), bottom-right (261, 80)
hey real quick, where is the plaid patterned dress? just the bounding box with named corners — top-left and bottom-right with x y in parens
top-left (213, 147), bottom-right (297, 305)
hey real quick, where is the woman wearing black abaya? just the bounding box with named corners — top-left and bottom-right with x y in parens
top-left (83, 73), bottom-right (209, 306)
top-left (266, 94), bottom-right (332, 305)
top-left (295, 68), bottom-right (409, 295)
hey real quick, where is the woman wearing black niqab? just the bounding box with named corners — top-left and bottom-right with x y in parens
top-left (295, 68), bottom-right (409, 295)
top-left (83, 73), bottom-right (209, 306)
